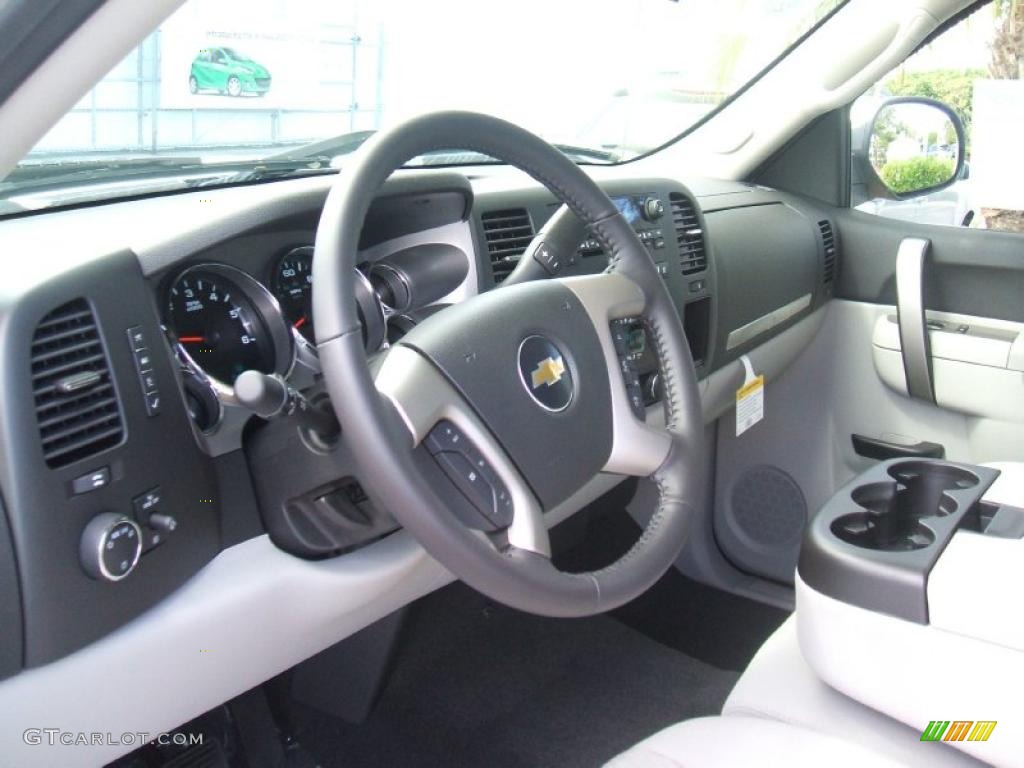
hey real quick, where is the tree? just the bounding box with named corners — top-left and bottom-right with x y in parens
top-left (884, 68), bottom-right (986, 149)
top-left (986, 0), bottom-right (1024, 231)
top-left (990, 0), bottom-right (1024, 79)
top-left (880, 156), bottom-right (954, 195)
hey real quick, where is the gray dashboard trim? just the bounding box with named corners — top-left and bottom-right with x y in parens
top-left (726, 293), bottom-right (813, 350)
top-left (0, 468), bottom-right (624, 767)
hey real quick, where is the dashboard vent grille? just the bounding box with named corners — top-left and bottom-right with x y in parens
top-left (481, 208), bottom-right (534, 283)
top-left (31, 299), bottom-right (123, 468)
top-left (818, 220), bottom-right (837, 284)
top-left (669, 193), bottom-right (707, 275)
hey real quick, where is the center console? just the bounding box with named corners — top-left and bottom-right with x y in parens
top-left (795, 460), bottom-right (1024, 766)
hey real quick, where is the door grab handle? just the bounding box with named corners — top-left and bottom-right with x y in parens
top-left (851, 433), bottom-right (944, 460)
top-left (895, 238), bottom-right (934, 402)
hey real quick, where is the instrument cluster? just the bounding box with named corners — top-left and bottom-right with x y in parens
top-left (161, 239), bottom-right (470, 441)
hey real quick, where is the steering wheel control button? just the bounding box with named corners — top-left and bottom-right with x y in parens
top-left (437, 451), bottom-right (496, 514)
top-left (533, 241), bottom-right (562, 275)
top-left (424, 421), bottom-right (465, 453)
top-left (517, 335), bottom-right (574, 412)
top-left (80, 513), bottom-right (143, 581)
top-left (610, 319), bottom-right (653, 420)
top-left (70, 466), bottom-right (110, 495)
top-left (426, 421), bottom-right (513, 527)
top-left (126, 326), bottom-right (162, 417)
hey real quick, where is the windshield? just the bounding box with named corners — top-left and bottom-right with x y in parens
top-left (1, 0), bottom-right (844, 214)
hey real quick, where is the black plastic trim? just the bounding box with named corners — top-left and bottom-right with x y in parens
top-left (852, 434), bottom-right (945, 460)
top-left (799, 458), bottom-right (999, 623)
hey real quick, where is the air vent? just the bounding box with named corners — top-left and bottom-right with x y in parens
top-left (818, 220), bottom-right (837, 285)
top-left (481, 208), bottom-right (534, 283)
top-left (31, 299), bottom-right (123, 468)
top-left (669, 193), bottom-right (707, 275)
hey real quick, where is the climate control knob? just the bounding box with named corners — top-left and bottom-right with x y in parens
top-left (79, 513), bottom-right (142, 582)
top-left (642, 196), bottom-right (665, 221)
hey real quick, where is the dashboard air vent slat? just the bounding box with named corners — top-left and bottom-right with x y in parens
top-left (481, 208), bottom-right (534, 283)
top-left (669, 192), bottom-right (707, 275)
top-left (818, 220), bottom-right (837, 285)
top-left (31, 299), bottom-right (124, 468)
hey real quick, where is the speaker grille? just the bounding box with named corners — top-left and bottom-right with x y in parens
top-left (730, 466), bottom-right (806, 547)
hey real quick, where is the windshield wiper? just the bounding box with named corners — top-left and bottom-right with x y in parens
top-left (263, 130), bottom-right (377, 162)
top-left (2, 156), bottom-right (205, 187)
top-left (264, 129), bottom-right (620, 166)
top-left (550, 143), bottom-right (622, 163)
top-left (183, 158), bottom-right (336, 187)
top-left (1, 156), bottom-right (334, 198)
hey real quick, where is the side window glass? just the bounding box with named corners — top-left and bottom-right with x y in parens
top-left (851, 1), bottom-right (1024, 233)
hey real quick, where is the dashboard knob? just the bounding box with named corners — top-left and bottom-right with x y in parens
top-left (79, 513), bottom-right (142, 582)
top-left (148, 513), bottom-right (178, 533)
top-left (642, 197), bottom-right (665, 221)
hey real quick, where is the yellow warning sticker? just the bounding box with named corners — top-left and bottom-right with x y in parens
top-left (736, 374), bottom-right (764, 436)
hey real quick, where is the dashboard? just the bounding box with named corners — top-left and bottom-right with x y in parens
top-left (0, 164), bottom-right (839, 765)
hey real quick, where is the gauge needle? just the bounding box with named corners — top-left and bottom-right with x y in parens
top-left (293, 317), bottom-right (308, 330)
top-left (177, 336), bottom-right (205, 343)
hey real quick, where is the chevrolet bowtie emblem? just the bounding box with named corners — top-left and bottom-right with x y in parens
top-left (531, 355), bottom-right (566, 389)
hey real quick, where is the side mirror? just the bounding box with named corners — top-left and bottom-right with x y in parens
top-left (863, 97), bottom-right (966, 199)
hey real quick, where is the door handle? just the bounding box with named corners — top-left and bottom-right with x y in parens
top-left (851, 433), bottom-right (945, 460)
top-left (895, 238), bottom-right (935, 402)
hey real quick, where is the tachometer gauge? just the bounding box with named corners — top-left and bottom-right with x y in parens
top-left (272, 246), bottom-right (315, 342)
top-left (167, 264), bottom-right (292, 387)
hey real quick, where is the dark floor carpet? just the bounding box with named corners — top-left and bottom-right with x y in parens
top-left (292, 492), bottom-right (790, 768)
top-left (293, 583), bottom-right (741, 768)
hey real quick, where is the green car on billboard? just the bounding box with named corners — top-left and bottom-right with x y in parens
top-left (189, 48), bottom-right (271, 97)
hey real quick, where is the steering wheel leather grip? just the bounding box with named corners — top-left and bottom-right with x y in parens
top-left (312, 111), bottom-right (702, 617)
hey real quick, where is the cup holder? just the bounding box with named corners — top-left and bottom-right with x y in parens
top-left (832, 488), bottom-right (937, 552)
top-left (829, 463), bottom-right (975, 552)
top-left (801, 459), bottom-right (999, 623)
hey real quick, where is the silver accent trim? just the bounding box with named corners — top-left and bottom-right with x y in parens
top-left (90, 517), bottom-right (143, 583)
top-left (562, 273), bottom-right (673, 477)
top-left (369, 262), bottom-right (414, 313)
top-left (166, 262), bottom-right (296, 398)
top-left (895, 237), bottom-right (934, 402)
top-left (516, 335), bottom-right (572, 413)
top-left (375, 346), bottom-right (550, 557)
top-left (725, 293), bottom-right (812, 351)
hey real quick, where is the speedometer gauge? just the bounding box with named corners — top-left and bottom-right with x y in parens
top-left (272, 246), bottom-right (315, 342)
top-left (167, 265), bottom-right (290, 386)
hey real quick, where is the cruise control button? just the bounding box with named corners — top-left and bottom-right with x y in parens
top-left (533, 241), bottom-right (562, 275)
top-left (425, 421), bottom-right (466, 454)
top-left (627, 383), bottom-right (646, 419)
top-left (435, 450), bottom-right (497, 520)
top-left (610, 321), bottom-right (630, 354)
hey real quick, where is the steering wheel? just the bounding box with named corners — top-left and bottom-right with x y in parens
top-left (312, 112), bottom-right (702, 617)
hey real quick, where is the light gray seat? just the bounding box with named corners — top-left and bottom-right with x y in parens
top-left (605, 713), bottom-right (905, 768)
top-left (607, 461), bottom-right (1024, 768)
top-left (608, 617), bottom-right (980, 767)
